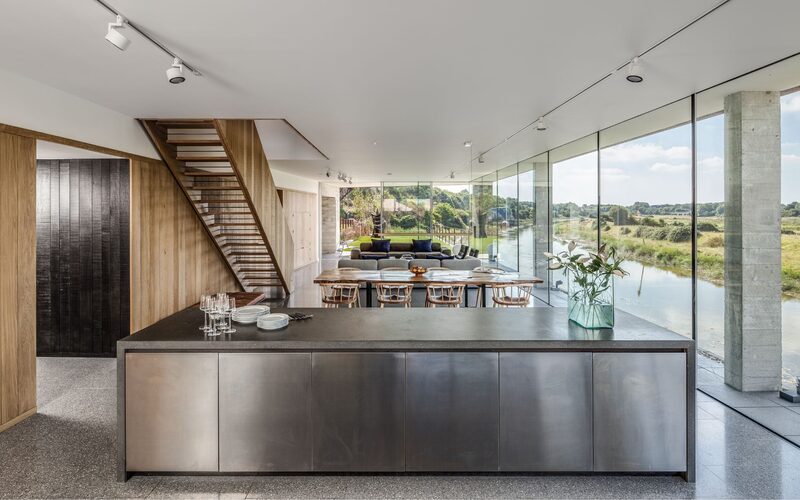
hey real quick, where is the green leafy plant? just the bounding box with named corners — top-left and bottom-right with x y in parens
top-left (545, 241), bottom-right (629, 305)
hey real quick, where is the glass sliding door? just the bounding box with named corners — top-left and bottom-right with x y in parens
top-left (382, 182), bottom-right (419, 238)
top-left (497, 164), bottom-right (519, 271)
top-left (550, 134), bottom-right (598, 304)
top-left (599, 99), bottom-right (693, 338)
top-left (531, 152), bottom-right (550, 303)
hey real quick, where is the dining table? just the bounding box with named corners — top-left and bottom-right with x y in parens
top-left (313, 268), bottom-right (544, 307)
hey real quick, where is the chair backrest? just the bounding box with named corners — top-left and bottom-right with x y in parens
top-left (376, 282), bottom-right (414, 304)
top-left (468, 248), bottom-right (479, 258)
top-left (456, 245), bottom-right (469, 259)
top-left (319, 282), bottom-right (360, 305)
top-left (488, 283), bottom-right (533, 306)
top-left (378, 258), bottom-right (409, 270)
top-left (451, 244), bottom-right (463, 256)
top-left (426, 283), bottom-right (465, 303)
top-left (338, 259), bottom-right (377, 270)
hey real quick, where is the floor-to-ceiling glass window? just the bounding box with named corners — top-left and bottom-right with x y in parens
top-left (471, 173), bottom-right (497, 263)
top-left (517, 158), bottom-right (535, 277)
top-left (531, 152), bottom-right (550, 303)
top-left (382, 182), bottom-right (419, 238)
top-left (694, 102), bottom-right (725, 361)
top-left (781, 88), bottom-right (800, 385)
top-left (417, 182), bottom-right (433, 236)
top-left (497, 164), bottom-right (519, 271)
top-left (432, 182), bottom-right (471, 250)
top-left (550, 134), bottom-right (598, 303)
top-left (599, 99), bottom-right (693, 338)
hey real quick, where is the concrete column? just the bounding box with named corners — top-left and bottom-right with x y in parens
top-left (724, 91), bottom-right (782, 392)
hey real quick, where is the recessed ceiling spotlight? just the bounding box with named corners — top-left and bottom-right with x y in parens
top-left (463, 141), bottom-right (472, 148)
top-left (536, 117), bottom-right (547, 131)
top-left (387, 172), bottom-right (392, 176)
top-left (626, 56), bottom-right (644, 83)
top-left (166, 58), bottom-right (186, 84)
top-left (373, 141), bottom-right (378, 146)
top-left (105, 15), bottom-right (130, 51)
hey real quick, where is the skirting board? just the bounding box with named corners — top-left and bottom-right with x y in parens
top-left (0, 407), bottom-right (36, 433)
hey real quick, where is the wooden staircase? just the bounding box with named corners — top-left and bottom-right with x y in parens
top-left (140, 119), bottom-right (292, 295)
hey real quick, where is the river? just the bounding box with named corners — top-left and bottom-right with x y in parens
top-left (499, 225), bottom-right (800, 384)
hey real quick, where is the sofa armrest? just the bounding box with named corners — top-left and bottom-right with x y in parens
top-left (350, 249), bottom-right (362, 259)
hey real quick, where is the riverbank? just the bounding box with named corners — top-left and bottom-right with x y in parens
top-left (554, 215), bottom-right (800, 300)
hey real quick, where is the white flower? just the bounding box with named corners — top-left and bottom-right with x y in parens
top-left (568, 241), bottom-right (577, 253)
top-left (543, 252), bottom-right (555, 259)
top-left (548, 262), bottom-right (563, 270)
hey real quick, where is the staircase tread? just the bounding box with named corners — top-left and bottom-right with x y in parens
top-left (184, 171), bottom-right (236, 177)
top-left (187, 185), bottom-right (242, 190)
top-left (167, 139), bottom-right (221, 145)
top-left (178, 157), bottom-right (231, 161)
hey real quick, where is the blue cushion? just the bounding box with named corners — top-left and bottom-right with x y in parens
top-left (371, 239), bottom-right (391, 253)
top-left (412, 239), bottom-right (433, 252)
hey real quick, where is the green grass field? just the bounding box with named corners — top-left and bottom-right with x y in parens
top-left (554, 215), bottom-right (800, 299)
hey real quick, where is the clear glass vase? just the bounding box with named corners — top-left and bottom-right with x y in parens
top-left (567, 270), bottom-right (615, 329)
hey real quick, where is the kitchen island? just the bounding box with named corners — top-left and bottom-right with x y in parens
top-left (117, 307), bottom-right (695, 481)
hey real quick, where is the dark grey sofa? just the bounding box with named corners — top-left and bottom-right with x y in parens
top-left (351, 241), bottom-right (452, 260)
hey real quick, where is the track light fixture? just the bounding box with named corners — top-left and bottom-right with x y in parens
top-left (463, 141), bottom-right (472, 148)
top-left (105, 15), bottom-right (130, 51)
top-left (348, 177), bottom-right (353, 185)
top-left (626, 56), bottom-right (644, 83)
top-left (450, 170), bottom-right (456, 179)
top-left (478, 154), bottom-right (485, 164)
top-left (536, 117), bottom-right (547, 131)
top-left (166, 58), bottom-right (186, 84)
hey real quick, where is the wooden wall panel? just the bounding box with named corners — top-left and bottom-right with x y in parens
top-left (36, 159), bottom-right (130, 356)
top-left (215, 120), bottom-right (295, 290)
top-left (0, 132), bottom-right (36, 431)
top-left (282, 190), bottom-right (318, 269)
top-left (129, 159), bottom-right (240, 332)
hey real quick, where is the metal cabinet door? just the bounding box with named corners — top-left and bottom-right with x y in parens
top-left (125, 353), bottom-right (218, 472)
top-left (406, 352), bottom-right (499, 471)
top-left (312, 352), bottom-right (405, 471)
top-left (219, 353), bottom-right (312, 471)
top-left (593, 352), bottom-right (687, 472)
top-left (499, 352), bottom-right (593, 471)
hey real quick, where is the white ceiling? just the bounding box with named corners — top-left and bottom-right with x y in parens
top-left (3, 0), bottom-right (800, 182)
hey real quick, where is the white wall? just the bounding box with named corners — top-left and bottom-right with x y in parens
top-left (0, 68), bottom-right (157, 158)
top-left (271, 169), bottom-right (320, 194)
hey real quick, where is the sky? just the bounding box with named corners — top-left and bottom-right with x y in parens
top-left (551, 91), bottom-right (800, 206)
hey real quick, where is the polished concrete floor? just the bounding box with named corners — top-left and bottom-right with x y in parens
top-left (0, 358), bottom-right (799, 499)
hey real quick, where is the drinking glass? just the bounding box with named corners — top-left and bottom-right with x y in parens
top-left (224, 297), bottom-right (237, 334)
top-left (199, 295), bottom-right (213, 333)
top-left (207, 296), bottom-right (223, 337)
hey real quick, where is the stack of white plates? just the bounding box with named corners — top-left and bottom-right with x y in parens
top-left (257, 313), bottom-right (290, 330)
top-left (232, 305), bottom-right (270, 324)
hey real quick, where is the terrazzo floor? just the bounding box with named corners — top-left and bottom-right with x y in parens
top-left (1, 357), bottom-right (799, 499)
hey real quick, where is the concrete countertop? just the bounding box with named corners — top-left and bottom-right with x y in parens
top-left (118, 307), bottom-right (694, 351)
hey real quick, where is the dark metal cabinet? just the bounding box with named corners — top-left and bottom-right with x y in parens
top-left (593, 352), bottom-right (687, 472)
top-left (499, 352), bottom-right (593, 471)
top-left (219, 353), bottom-right (312, 471)
top-left (312, 352), bottom-right (405, 471)
top-left (125, 353), bottom-right (218, 472)
top-left (405, 352), bottom-right (499, 471)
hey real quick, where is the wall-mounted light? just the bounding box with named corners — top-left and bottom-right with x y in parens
top-left (536, 117), bottom-right (547, 131)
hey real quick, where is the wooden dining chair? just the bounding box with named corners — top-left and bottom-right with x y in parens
top-left (376, 282), bottom-right (414, 308)
top-left (319, 281), bottom-right (360, 308)
top-left (380, 267), bottom-right (409, 271)
top-left (486, 283), bottom-right (533, 307)
top-left (425, 283), bottom-right (465, 308)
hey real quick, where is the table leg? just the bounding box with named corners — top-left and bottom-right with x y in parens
top-left (464, 286), bottom-right (470, 308)
top-left (365, 282), bottom-right (373, 307)
top-left (480, 285), bottom-right (486, 307)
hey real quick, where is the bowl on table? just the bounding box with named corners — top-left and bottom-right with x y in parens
top-left (410, 265), bottom-right (427, 276)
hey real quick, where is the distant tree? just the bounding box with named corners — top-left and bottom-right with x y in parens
top-left (608, 205), bottom-right (635, 225)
